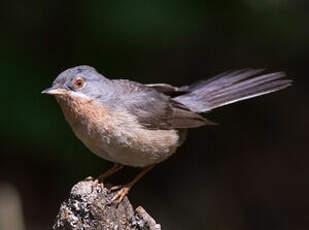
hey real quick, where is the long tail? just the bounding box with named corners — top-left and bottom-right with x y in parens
top-left (174, 69), bottom-right (292, 113)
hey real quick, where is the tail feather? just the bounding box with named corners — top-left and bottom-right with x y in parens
top-left (180, 69), bottom-right (264, 92)
top-left (174, 69), bottom-right (292, 112)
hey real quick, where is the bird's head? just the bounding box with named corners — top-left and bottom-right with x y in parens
top-left (42, 65), bottom-right (110, 101)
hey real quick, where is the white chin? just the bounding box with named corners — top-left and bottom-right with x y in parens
top-left (68, 91), bottom-right (91, 99)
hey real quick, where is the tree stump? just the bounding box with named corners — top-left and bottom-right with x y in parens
top-left (53, 178), bottom-right (161, 230)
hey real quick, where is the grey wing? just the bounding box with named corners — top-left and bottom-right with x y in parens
top-left (114, 80), bottom-right (213, 130)
top-left (145, 83), bottom-right (189, 96)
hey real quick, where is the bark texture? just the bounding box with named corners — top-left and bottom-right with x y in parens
top-left (53, 178), bottom-right (161, 230)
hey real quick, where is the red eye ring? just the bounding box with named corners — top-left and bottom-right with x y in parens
top-left (74, 77), bottom-right (85, 89)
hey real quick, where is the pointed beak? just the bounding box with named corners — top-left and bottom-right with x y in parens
top-left (41, 87), bottom-right (65, 95)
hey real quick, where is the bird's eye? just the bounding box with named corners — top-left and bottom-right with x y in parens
top-left (74, 77), bottom-right (85, 89)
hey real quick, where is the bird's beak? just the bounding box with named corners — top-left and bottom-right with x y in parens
top-left (41, 87), bottom-right (65, 95)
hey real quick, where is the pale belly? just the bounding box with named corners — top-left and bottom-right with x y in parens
top-left (73, 123), bottom-right (184, 167)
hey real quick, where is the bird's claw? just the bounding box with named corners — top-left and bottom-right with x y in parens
top-left (110, 184), bottom-right (124, 191)
top-left (109, 185), bottom-right (130, 203)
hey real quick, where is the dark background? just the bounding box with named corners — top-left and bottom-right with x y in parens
top-left (1, 0), bottom-right (308, 229)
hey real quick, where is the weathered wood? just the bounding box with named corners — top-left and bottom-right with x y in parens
top-left (53, 178), bottom-right (161, 230)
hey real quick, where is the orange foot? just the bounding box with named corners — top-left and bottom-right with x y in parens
top-left (109, 165), bottom-right (154, 204)
top-left (110, 185), bottom-right (131, 203)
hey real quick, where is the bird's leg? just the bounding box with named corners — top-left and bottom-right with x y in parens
top-left (110, 165), bottom-right (154, 203)
top-left (98, 164), bottom-right (124, 182)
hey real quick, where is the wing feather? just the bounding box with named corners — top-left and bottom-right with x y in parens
top-left (112, 80), bottom-right (212, 130)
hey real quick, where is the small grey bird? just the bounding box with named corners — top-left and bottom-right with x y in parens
top-left (42, 66), bottom-right (291, 202)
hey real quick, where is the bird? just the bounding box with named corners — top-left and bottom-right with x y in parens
top-left (42, 66), bottom-right (292, 202)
